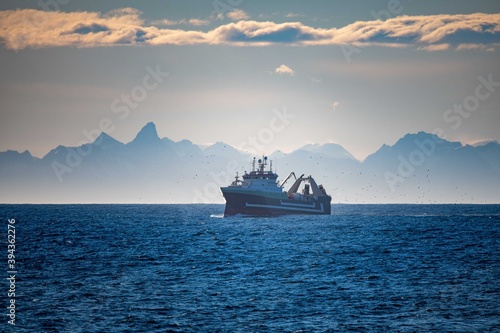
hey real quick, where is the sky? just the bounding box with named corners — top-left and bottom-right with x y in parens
top-left (0, 0), bottom-right (499, 161)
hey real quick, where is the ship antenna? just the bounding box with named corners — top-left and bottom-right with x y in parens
top-left (252, 157), bottom-right (256, 172)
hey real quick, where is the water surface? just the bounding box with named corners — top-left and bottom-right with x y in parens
top-left (1, 204), bottom-right (499, 332)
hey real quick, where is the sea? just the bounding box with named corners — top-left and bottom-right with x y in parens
top-left (1, 204), bottom-right (499, 332)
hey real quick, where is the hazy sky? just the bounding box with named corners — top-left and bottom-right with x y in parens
top-left (1, 0), bottom-right (499, 160)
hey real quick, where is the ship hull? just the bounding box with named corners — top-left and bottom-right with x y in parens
top-left (221, 189), bottom-right (331, 216)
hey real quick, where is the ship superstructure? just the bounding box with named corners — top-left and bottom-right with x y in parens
top-left (220, 156), bottom-right (331, 216)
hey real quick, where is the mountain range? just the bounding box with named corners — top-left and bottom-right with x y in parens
top-left (1, 122), bottom-right (499, 203)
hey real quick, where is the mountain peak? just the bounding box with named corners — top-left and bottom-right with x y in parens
top-left (297, 142), bottom-right (357, 160)
top-left (401, 131), bottom-right (442, 142)
top-left (392, 131), bottom-right (461, 150)
top-left (129, 122), bottom-right (161, 146)
top-left (93, 132), bottom-right (123, 149)
top-left (364, 131), bottom-right (465, 166)
top-left (205, 141), bottom-right (245, 158)
top-left (0, 149), bottom-right (34, 159)
top-left (140, 122), bottom-right (158, 135)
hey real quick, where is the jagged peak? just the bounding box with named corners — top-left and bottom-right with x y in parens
top-left (129, 122), bottom-right (161, 146)
top-left (0, 150), bottom-right (38, 163)
top-left (400, 131), bottom-right (437, 141)
top-left (1, 149), bottom-right (33, 157)
top-left (398, 131), bottom-right (460, 146)
top-left (138, 122), bottom-right (158, 136)
top-left (43, 145), bottom-right (66, 159)
top-left (374, 131), bottom-right (461, 154)
top-left (92, 132), bottom-right (123, 147)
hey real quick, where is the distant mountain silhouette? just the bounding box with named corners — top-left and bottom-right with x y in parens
top-left (364, 132), bottom-right (462, 167)
top-left (361, 131), bottom-right (500, 202)
top-left (128, 122), bottom-right (163, 147)
top-left (0, 150), bottom-right (36, 166)
top-left (297, 143), bottom-right (357, 160)
top-left (1, 123), bottom-right (499, 203)
top-left (204, 142), bottom-right (246, 160)
top-left (93, 132), bottom-right (124, 149)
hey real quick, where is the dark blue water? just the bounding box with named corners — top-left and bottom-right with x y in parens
top-left (1, 204), bottom-right (499, 332)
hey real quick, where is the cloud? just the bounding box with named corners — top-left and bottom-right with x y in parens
top-left (275, 64), bottom-right (295, 76)
top-left (189, 18), bottom-right (210, 26)
top-left (418, 44), bottom-right (450, 51)
top-left (0, 9), bottom-right (499, 50)
top-left (456, 43), bottom-right (496, 52)
top-left (152, 18), bottom-right (210, 26)
top-left (227, 9), bottom-right (249, 21)
top-left (0, 8), bottom-right (147, 49)
top-left (151, 19), bottom-right (178, 26)
top-left (331, 101), bottom-right (340, 111)
top-left (212, 21), bottom-right (322, 45)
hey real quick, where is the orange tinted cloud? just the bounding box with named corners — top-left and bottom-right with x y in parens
top-left (0, 8), bottom-right (498, 50)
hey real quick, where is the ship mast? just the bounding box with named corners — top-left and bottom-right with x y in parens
top-left (258, 155), bottom-right (268, 173)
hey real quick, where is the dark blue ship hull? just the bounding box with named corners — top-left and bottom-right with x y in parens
top-left (222, 191), bottom-right (331, 216)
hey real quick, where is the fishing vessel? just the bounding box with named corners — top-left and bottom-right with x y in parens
top-left (220, 156), bottom-right (331, 216)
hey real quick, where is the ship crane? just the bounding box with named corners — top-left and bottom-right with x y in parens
top-left (280, 172), bottom-right (303, 188)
